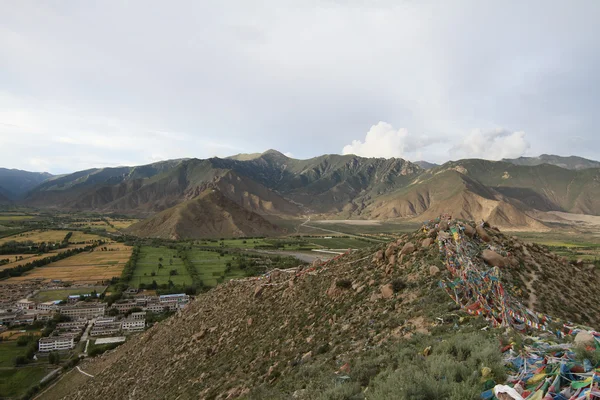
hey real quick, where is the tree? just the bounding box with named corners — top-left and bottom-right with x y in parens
top-left (169, 269), bottom-right (178, 276)
top-left (151, 271), bottom-right (156, 277)
top-left (49, 351), bottom-right (60, 365)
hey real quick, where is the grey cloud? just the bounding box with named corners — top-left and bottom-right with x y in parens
top-left (0, 1), bottom-right (599, 173)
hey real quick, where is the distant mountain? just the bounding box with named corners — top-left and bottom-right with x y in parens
top-left (503, 154), bottom-right (600, 170)
top-left (0, 190), bottom-right (12, 205)
top-left (0, 168), bottom-right (52, 199)
top-left (8, 150), bottom-right (600, 237)
top-left (126, 189), bottom-right (283, 239)
top-left (413, 160), bottom-right (438, 170)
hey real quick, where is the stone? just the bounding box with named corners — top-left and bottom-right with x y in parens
top-left (384, 264), bottom-right (393, 275)
top-left (574, 330), bottom-right (595, 347)
top-left (301, 351), bottom-right (313, 363)
top-left (463, 224), bottom-right (475, 238)
top-left (400, 242), bottom-right (416, 255)
top-left (388, 254), bottom-right (396, 266)
top-left (385, 244), bottom-right (397, 259)
top-left (476, 225), bottom-right (491, 242)
top-left (429, 265), bottom-right (440, 276)
top-left (254, 285), bottom-right (265, 298)
top-left (372, 250), bottom-right (384, 263)
top-left (292, 389), bottom-right (307, 399)
top-left (575, 258), bottom-right (584, 267)
top-left (368, 279), bottom-right (375, 286)
top-left (380, 284), bottom-right (394, 299)
top-left (356, 285), bottom-right (365, 294)
top-left (482, 249), bottom-right (507, 267)
top-left (247, 318), bottom-right (253, 326)
top-left (421, 238), bottom-right (433, 248)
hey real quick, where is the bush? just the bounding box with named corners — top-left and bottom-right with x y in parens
top-left (335, 279), bottom-right (353, 289)
top-left (391, 278), bottom-right (407, 292)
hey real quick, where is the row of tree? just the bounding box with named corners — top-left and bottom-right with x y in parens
top-left (0, 243), bottom-right (99, 279)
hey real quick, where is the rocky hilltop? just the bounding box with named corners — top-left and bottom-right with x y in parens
top-left (42, 219), bottom-right (600, 399)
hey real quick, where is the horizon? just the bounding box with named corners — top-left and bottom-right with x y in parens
top-left (2, 2), bottom-right (600, 174)
top-left (1, 150), bottom-right (598, 175)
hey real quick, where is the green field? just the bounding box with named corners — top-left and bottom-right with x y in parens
top-left (132, 247), bottom-right (191, 287)
top-left (188, 250), bottom-right (246, 287)
top-left (0, 341), bottom-right (26, 368)
top-left (33, 286), bottom-right (108, 302)
top-left (0, 366), bottom-right (48, 398)
top-left (197, 238), bottom-right (271, 249)
top-left (306, 237), bottom-right (375, 249)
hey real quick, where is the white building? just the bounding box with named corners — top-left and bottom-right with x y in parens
top-left (37, 301), bottom-right (59, 311)
top-left (38, 336), bottom-right (75, 352)
top-left (59, 303), bottom-right (105, 320)
top-left (121, 318), bottom-right (145, 332)
top-left (16, 299), bottom-right (35, 310)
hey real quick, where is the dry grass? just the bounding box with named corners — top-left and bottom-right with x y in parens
top-left (1, 244), bottom-right (132, 285)
top-left (69, 231), bottom-right (105, 243)
top-left (0, 330), bottom-right (42, 340)
top-left (0, 230), bottom-right (67, 245)
top-left (0, 248), bottom-right (75, 271)
top-left (107, 218), bottom-right (139, 230)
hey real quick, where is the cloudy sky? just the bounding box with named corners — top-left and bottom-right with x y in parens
top-left (1, 1), bottom-right (599, 174)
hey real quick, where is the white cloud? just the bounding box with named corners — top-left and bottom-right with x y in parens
top-left (450, 129), bottom-right (530, 160)
top-left (342, 122), bottom-right (439, 159)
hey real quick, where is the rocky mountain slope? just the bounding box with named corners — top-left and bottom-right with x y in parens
top-left (125, 189), bottom-right (283, 239)
top-left (503, 154), bottom-right (600, 170)
top-left (42, 220), bottom-right (600, 399)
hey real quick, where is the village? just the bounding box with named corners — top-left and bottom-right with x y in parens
top-left (0, 284), bottom-right (190, 355)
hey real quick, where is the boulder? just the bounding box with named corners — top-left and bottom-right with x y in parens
top-left (421, 238), bottom-right (433, 248)
top-left (429, 265), bottom-right (440, 276)
top-left (476, 225), bottom-right (491, 242)
top-left (400, 242), bottom-right (416, 255)
top-left (574, 330), bottom-right (595, 348)
top-left (482, 249), bottom-right (507, 267)
top-left (385, 244), bottom-right (397, 259)
top-left (463, 224), bottom-right (475, 238)
top-left (372, 250), bottom-right (384, 263)
top-left (388, 254), bottom-right (396, 265)
top-left (254, 285), bottom-right (265, 298)
top-left (301, 351), bottom-right (313, 363)
top-left (380, 284), bottom-right (394, 299)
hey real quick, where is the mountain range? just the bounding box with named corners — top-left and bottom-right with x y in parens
top-left (5, 152), bottom-right (600, 238)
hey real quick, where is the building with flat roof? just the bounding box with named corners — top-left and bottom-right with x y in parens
top-left (122, 318), bottom-right (145, 332)
top-left (59, 303), bottom-right (105, 320)
top-left (39, 336), bottom-right (75, 352)
top-left (90, 321), bottom-right (121, 337)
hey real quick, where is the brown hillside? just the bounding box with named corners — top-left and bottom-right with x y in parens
top-left (365, 171), bottom-right (546, 230)
top-left (45, 221), bottom-right (600, 400)
top-left (125, 189), bottom-right (283, 239)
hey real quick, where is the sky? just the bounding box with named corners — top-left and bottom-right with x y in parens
top-left (1, 1), bottom-right (599, 174)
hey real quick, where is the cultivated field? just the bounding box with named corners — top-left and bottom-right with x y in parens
top-left (0, 214), bottom-right (35, 221)
top-left (0, 366), bottom-right (48, 399)
top-left (0, 247), bottom-right (78, 272)
top-left (107, 218), bottom-right (139, 230)
top-left (132, 247), bottom-right (191, 287)
top-left (307, 237), bottom-right (374, 249)
top-left (1, 244), bottom-right (132, 285)
top-left (34, 286), bottom-right (108, 302)
top-left (68, 231), bottom-right (106, 243)
top-left (188, 249), bottom-right (243, 287)
top-left (0, 230), bottom-right (68, 245)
